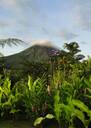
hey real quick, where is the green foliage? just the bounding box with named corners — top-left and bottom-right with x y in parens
top-left (0, 38), bottom-right (25, 47)
top-left (34, 114), bottom-right (54, 126)
top-left (54, 90), bottom-right (61, 122)
top-left (21, 76), bottom-right (51, 119)
top-left (0, 42), bottom-right (91, 128)
top-left (0, 76), bottom-right (22, 118)
top-left (53, 92), bottom-right (91, 128)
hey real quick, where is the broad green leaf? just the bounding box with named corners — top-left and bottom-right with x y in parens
top-left (73, 109), bottom-right (85, 124)
top-left (54, 104), bottom-right (61, 121)
top-left (10, 109), bottom-right (20, 114)
top-left (85, 95), bottom-right (91, 99)
top-left (54, 90), bottom-right (61, 121)
top-left (28, 76), bottom-right (33, 91)
top-left (34, 117), bottom-right (44, 126)
top-left (86, 88), bottom-right (91, 93)
top-left (45, 114), bottom-right (54, 119)
top-left (54, 90), bottom-right (60, 104)
top-left (33, 79), bottom-right (40, 90)
top-left (4, 77), bottom-right (11, 90)
top-left (72, 99), bottom-right (89, 114)
top-left (0, 87), bottom-right (3, 92)
top-left (2, 101), bottom-right (11, 107)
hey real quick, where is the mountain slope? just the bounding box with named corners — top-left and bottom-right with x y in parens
top-left (3, 44), bottom-right (61, 69)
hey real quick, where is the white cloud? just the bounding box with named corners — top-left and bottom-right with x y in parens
top-left (0, 0), bottom-right (17, 8)
top-left (80, 41), bottom-right (88, 45)
top-left (31, 40), bottom-right (53, 47)
top-left (74, 0), bottom-right (91, 30)
top-left (0, 0), bottom-right (35, 36)
top-left (0, 0), bottom-right (37, 14)
top-left (59, 29), bottom-right (78, 40)
top-left (0, 21), bottom-right (10, 28)
top-left (0, 0), bottom-right (43, 32)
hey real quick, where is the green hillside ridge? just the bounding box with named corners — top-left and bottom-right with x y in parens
top-left (2, 43), bottom-right (61, 70)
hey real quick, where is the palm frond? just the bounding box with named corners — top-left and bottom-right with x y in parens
top-left (0, 38), bottom-right (26, 48)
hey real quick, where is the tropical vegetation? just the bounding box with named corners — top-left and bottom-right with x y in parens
top-left (0, 41), bottom-right (91, 128)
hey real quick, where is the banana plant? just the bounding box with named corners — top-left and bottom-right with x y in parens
top-left (23, 76), bottom-right (48, 119)
top-left (53, 90), bottom-right (91, 128)
top-left (0, 76), bottom-right (22, 118)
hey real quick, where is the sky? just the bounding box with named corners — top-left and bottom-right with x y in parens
top-left (0, 0), bottom-right (91, 56)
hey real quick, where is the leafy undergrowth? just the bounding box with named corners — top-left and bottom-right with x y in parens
top-left (0, 42), bottom-right (91, 128)
top-left (0, 68), bottom-right (91, 128)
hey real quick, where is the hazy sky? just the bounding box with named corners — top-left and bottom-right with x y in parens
top-left (0, 0), bottom-right (91, 56)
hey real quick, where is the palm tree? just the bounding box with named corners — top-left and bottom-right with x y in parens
top-left (0, 38), bottom-right (25, 55)
top-left (0, 38), bottom-right (25, 72)
top-left (64, 42), bottom-right (85, 62)
top-left (0, 38), bottom-right (25, 48)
